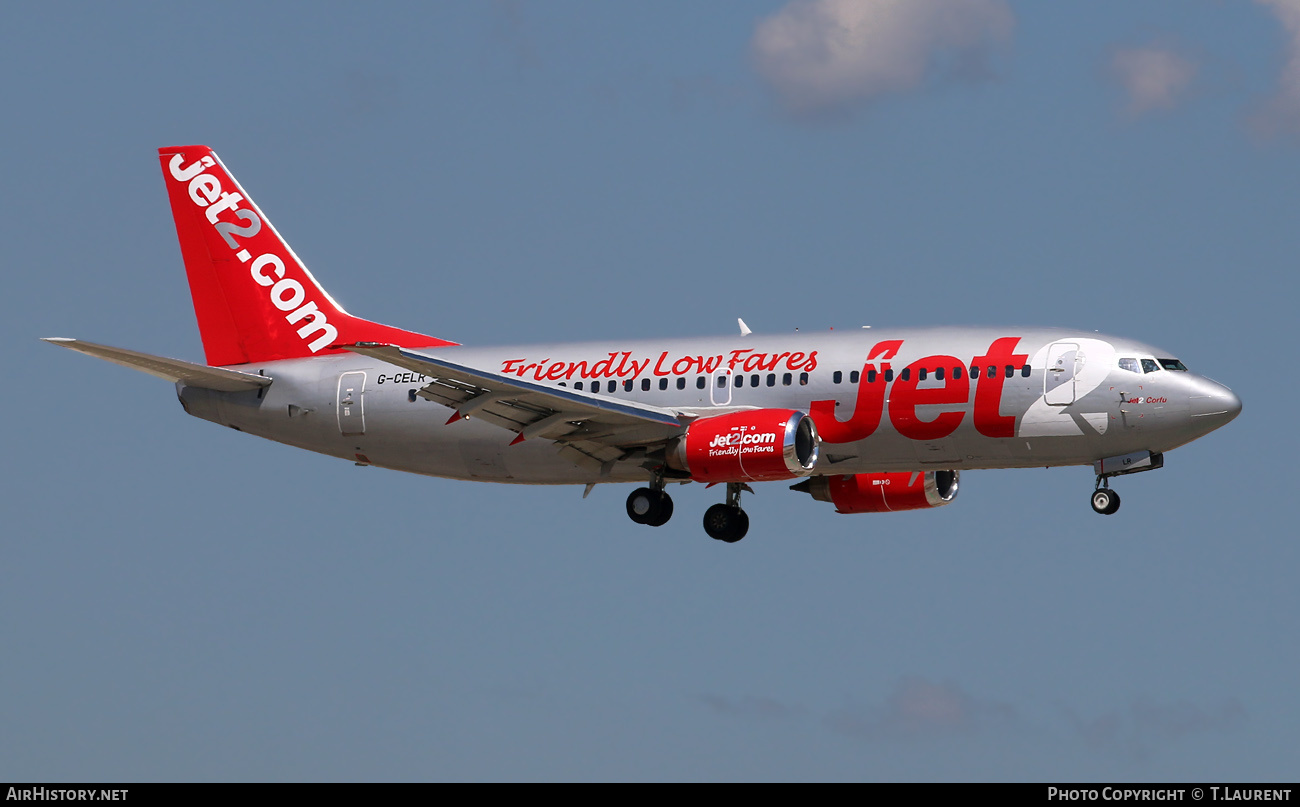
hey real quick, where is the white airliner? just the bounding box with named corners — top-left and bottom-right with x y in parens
top-left (45, 146), bottom-right (1242, 542)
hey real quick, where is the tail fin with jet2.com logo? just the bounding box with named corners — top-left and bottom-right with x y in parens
top-left (159, 145), bottom-right (455, 367)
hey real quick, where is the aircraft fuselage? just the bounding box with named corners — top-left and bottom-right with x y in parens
top-left (177, 327), bottom-right (1239, 485)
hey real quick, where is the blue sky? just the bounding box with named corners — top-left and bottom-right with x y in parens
top-left (2, 1), bottom-right (1297, 782)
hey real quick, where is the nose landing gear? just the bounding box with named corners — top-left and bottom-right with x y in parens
top-left (1089, 451), bottom-right (1163, 515)
top-left (1090, 484), bottom-right (1121, 515)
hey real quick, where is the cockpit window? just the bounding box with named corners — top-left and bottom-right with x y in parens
top-left (1141, 359), bottom-right (1160, 373)
top-left (1118, 358), bottom-right (1140, 373)
top-left (1158, 358), bottom-right (1188, 371)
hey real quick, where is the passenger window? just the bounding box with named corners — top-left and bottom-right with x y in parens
top-left (623, 380), bottom-right (633, 392)
top-left (987, 366), bottom-right (997, 379)
top-left (783, 373), bottom-right (792, 386)
top-left (919, 368), bottom-right (927, 381)
top-left (575, 381), bottom-right (584, 391)
top-left (1141, 359), bottom-right (1159, 374)
top-left (717, 375), bottom-right (727, 388)
top-left (641, 379), bottom-right (650, 391)
top-left (867, 369), bottom-right (877, 383)
top-left (767, 374), bottom-right (776, 387)
top-left (833, 370), bottom-right (843, 384)
top-left (696, 377), bottom-right (706, 389)
top-left (1005, 365), bottom-right (1014, 379)
top-left (935, 367), bottom-right (944, 381)
top-left (608, 380), bottom-right (617, 392)
top-left (953, 366), bottom-right (962, 380)
top-left (885, 368), bottom-right (894, 382)
top-left (849, 370), bottom-right (859, 384)
top-left (970, 366), bottom-right (979, 378)
top-left (751, 374), bottom-right (760, 387)
top-left (676, 377), bottom-right (685, 390)
top-left (734, 375), bottom-right (744, 388)
top-left (799, 372), bottom-right (809, 385)
top-left (1119, 358), bottom-right (1140, 373)
top-left (659, 378), bottom-right (668, 390)
top-left (900, 368), bottom-right (911, 382)
top-left (1020, 365), bottom-right (1031, 378)
top-left (408, 389), bottom-right (418, 403)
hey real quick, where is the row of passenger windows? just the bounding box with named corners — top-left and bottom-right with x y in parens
top-left (559, 372), bottom-right (813, 393)
top-left (546, 364), bottom-right (1034, 394)
top-left (833, 365), bottom-right (1032, 383)
top-left (1118, 357), bottom-right (1188, 374)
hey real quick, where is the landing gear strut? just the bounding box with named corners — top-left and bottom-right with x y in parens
top-left (626, 474), bottom-right (673, 527)
top-left (1089, 451), bottom-right (1164, 515)
top-left (1090, 479), bottom-right (1121, 515)
top-left (703, 482), bottom-right (750, 543)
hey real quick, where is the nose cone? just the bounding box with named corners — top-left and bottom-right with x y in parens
top-left (1189, 379), bottom-right (1242, 430)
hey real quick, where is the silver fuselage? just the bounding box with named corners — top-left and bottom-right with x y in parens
top-left (177, 327), bottom-right (1241, 485)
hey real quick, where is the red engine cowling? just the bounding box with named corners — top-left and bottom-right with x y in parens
top-left (791, 470), bottom-right (959, 513)
top-left (667, 409), bottom-right (820, 482)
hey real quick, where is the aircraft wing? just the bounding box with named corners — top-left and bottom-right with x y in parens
top-left (42, 338), bottom-right (272, 392)
top-left (345, 343), bottom-right (694, 469)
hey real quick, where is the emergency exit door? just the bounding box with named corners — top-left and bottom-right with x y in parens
top-left (337, 372), bottom-right (367, 435)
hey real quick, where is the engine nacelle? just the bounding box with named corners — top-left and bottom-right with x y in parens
top-left (667, 409), bottom-right (819, 482)
top-left (791, 470), bottom-right (959, 513)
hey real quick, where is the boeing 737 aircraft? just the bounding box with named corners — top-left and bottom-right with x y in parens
top-left (44, 146), bottom-right (1242, 542)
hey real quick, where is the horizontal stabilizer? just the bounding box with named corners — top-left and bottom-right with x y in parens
top-left (41, 338), bottom-right (272, 392)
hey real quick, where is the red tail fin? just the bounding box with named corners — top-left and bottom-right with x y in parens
top-left (159, 145), bottom-right (453, 366)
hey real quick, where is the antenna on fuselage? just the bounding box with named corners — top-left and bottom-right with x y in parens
top-left (738, 318), bottom-right (752, 337)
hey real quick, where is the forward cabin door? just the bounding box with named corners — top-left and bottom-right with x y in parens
top-left (1044, 342), bottom-right (1079, 405)
top-left (337, 371), bottom-right (367, 435)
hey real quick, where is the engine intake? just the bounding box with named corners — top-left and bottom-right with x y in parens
top-left (668, 409), bottom-right (819, 482)
top-left (792, 470), bottom-right (959, 513)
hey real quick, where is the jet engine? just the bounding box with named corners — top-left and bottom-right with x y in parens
top-left (667, 409), bottom-right (819, 483)
top-left (791, 470), bottom-right (959, 513)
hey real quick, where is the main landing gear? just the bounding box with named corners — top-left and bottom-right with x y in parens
top-left (624, 479), bottom-right (752, 542)
top-left (1090, 484), bottom-right (1121, 515)
top-left (703, 483), bottom-right (750, 543)
top-left (626, 480), bottom-right (674, 527)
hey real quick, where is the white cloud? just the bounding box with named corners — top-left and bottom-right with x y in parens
top-left (750, 0), bottom-right (1015, 118)
top-left (1109, 43), bottom-right (1197, 116)
top-left (1253, 0), bottom-right (1300, 136)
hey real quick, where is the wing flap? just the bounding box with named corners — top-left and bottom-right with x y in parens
top-left (345, 343), bottom-right (687, 449)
